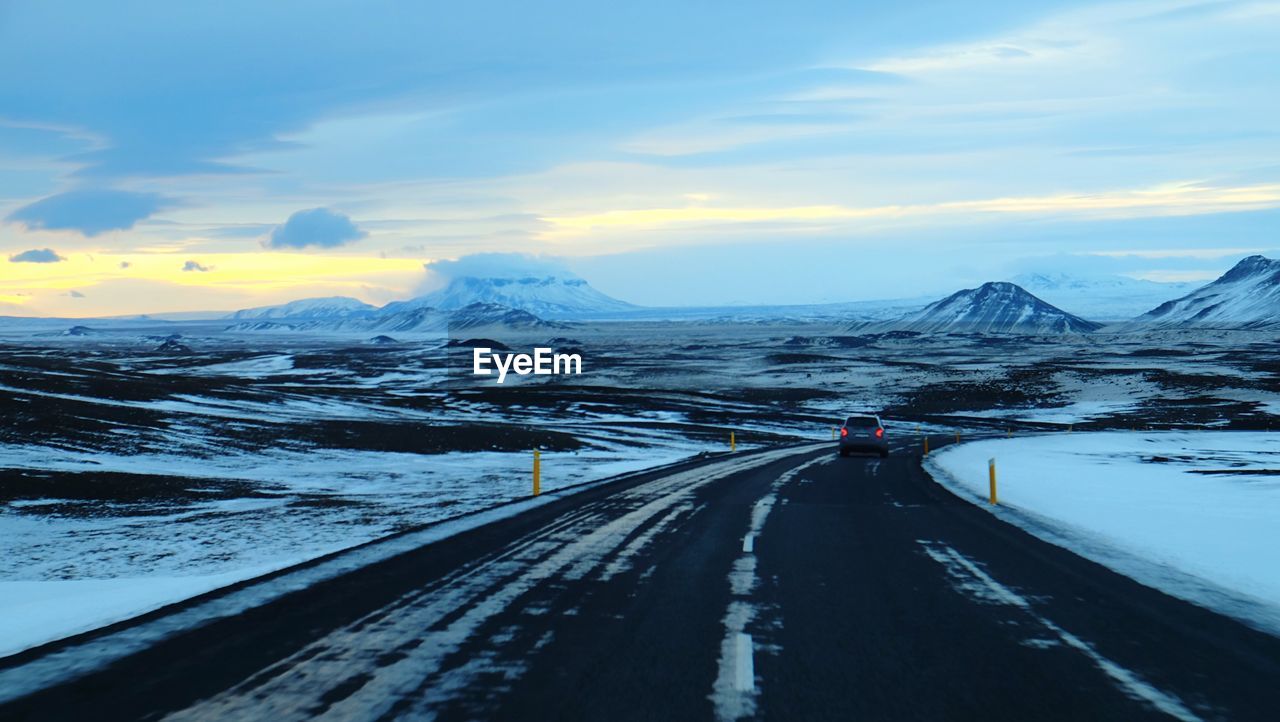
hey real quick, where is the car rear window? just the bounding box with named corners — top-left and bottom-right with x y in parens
top-left (845, 416), bottom-right (879, 427)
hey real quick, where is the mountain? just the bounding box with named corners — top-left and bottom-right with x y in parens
top-left (1010, 272), bottom-right (1197, 321)
top-left (225, 303), bottom-right (447, 333)
top-left (885, 282), bottom-right (1101, 334)
top-left (414, 275), bottom-right (636, 317)
top-left (1132, 255), bottom-right (1280, 329)
top-left (226, 296), bottom-right (376, 321)
top-left (224, 301), bottom-right (558, 333)
top-left (446, 302), bottom-right (563, 330)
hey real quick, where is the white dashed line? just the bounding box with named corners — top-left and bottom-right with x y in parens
top-left (734, 633), bottom-right (755, 692)
top-left (712, 453), bottom-right (833, 721)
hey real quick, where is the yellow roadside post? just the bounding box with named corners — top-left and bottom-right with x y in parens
top-left (533, 450), bottom-right (541, 496)
top-left (731, 431), bottom-right (736, 451)
top-left (955, 430), bottom-right (960, 443)
top-left (988, 457), bottom-right (998, 505)
top-left (923, 435), bottom-right (929, 455)
top-left (831, 427), bottom-right (836, 441)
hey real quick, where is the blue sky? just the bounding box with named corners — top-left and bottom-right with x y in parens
top-left (1, 0), bottom-right (1277, 315)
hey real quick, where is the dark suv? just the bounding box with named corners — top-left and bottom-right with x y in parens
top-left (839, 414), bottom-right (888, 458)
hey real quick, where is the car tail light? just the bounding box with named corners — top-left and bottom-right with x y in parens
top-left (840, 427), bottom-right (848, 438)
top-left (875, 427), bottom-right (884, 439)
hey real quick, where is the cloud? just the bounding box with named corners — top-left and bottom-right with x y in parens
top-left (267, 208), bottom-right (366, 249)
top-left (424, 252), bottom-right (575, 280)
top-left (0, 2), bottom-right (1000, 179)
top-left (540, 182), bottom-right (1280, 236)
top-left (66, 290), bottom-right (85, 298)
top-left (9, 248), bottom-right (66, 263)
top-left (6, 190), bottom-right (172, 236)
top-left (1083, 247), bottom-right (1266, 260)
top-left (182, 260), bottom-right (211, 272)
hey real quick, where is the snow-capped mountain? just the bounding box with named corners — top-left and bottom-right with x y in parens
top-left (1010, 272), bottom-right (1197, 321)
top-left (885, 282), bottom-right (1101, 334)
top-left (415, 275), bottom-right (636, 317)
top-left (226, 296), bottom-right (376, 321)
top-left (1132, 255), bottom-right (1280, 329)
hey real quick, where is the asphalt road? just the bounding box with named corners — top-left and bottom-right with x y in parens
top-left (2, 436), bottom-right (1278, 721)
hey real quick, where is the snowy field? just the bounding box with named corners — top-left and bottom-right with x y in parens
top-left (0, 326), bottom-right (823, 657)
top-left (927, 432), bottom-right (1280, 635)
top-left (5, 320), bottom-right (1280, 656)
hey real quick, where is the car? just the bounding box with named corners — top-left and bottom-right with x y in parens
top-left (838, 414), bottom-right (889, 458)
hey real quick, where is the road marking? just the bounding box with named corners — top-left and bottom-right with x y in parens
top-left (918, 541), bottom-right (1203, 722)
top-left (734, 633), bottom-right (755, 692)
top-left (159, 446), bottom-right (821, 721)
top-left (712, 453), bottom-right (832, 721)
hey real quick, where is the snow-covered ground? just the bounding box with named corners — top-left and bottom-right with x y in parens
top-left (927, 432), bottom-right (1280, 635)
top-left (0, 441), bottom-right (719, 658)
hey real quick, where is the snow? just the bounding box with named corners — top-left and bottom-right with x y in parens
top-left (226, 296), bottom-right (376, 320)
top-left (411, 275), bottom-right (636, 317)
top-left (890, 282), bottom-right (1099, 334)
top-left (927, 431), bottom-right (1280, 634)
top-left (0, 446), bottom-right (815, 707)
top-left (1131, 255), bottom-right (1280, 329)
top-left (0, 441), bottom-right (717, 657)
top-left (0, 566), bottom-right (305, 658)
top-left (1010, 272), bottom-right (1195, 322)
top-left (961, 400), bottom-right (1137, 424)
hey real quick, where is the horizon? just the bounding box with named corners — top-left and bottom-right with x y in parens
top-left (0, 257), bottom-right (1241, 321)
top-left (2, 1), bottom-right (1278, 316)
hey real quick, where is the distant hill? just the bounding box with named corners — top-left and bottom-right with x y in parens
top-left (882, 281), bottom-right (1101, 334)
top-left (1132, 255), bottom-right (1280, 329)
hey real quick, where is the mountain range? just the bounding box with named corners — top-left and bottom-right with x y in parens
top-left (218, 254), bottom-right (1280, 335)
top-left (225, 301), bottom-right (560, 334)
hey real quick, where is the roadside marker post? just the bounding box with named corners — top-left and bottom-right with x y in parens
top-left (831, 427), bottom-right (836, 441)
top-left (533, 450), bottom-right (541, 496)
top-left (955, 430), bottom-right (961, 443)
top-left (731, 431), bottom-right (736, 452)
top-left (923, 436), bottom-right (929, 456)
top-left (988, 457), bottom-right (998, 505)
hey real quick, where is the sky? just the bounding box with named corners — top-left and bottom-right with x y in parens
top-left (1, 0), bottom-right (1277, 316)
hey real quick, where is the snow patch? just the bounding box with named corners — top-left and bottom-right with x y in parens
top-left (926, 432), bottom-right (1280, 635)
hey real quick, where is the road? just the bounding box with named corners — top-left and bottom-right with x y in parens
top-left (2, 436), bottom-right (1278, 721)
